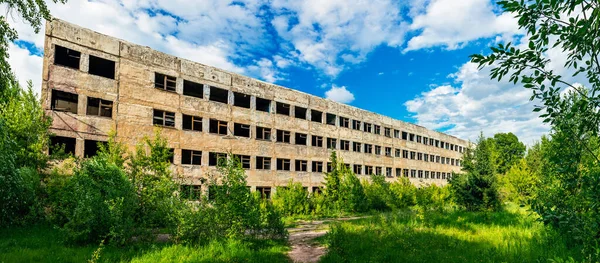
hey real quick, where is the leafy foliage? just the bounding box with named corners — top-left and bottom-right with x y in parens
top-left (450, 134), bottom-right (500, 211)
top-left (272, 181), bottom-right (311, 216)
top-left (489, 133), bottom-right (526, 174)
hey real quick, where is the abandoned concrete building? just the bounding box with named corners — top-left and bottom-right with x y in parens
top-left (42, 19), bottom-right (469, 198)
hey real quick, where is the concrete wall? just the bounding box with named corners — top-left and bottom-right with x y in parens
top-left (41, 19), bottom-right (470, 191)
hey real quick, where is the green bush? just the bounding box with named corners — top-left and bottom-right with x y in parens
top-left (340, 171), bottom-right (369, 213)
top-left (388, 177), bottom-right (417, 209)
top-left (58, 158), bottom-right (137, 245)
top-left (272, 181), bottom-right (310, 216)
top-left (415, 184), bottom-right (451, 210)
top-left (362, 174), bottom-right (399, 211)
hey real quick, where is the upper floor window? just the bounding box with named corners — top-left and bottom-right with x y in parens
top-left (88, 55), bottom-right (115, 79)
top-left (183, 80), bottom-right (204, 98)
top-left (339, 117), bottom-right (350, 128)
top-left (276, 102), bottom-right (290, 116)
top-left (233, 92), bottom-right (251, 108)
top-left (87, 97), bottom-right (112, 118)
top-left (327, 138), bottom-right (337, 149)
top-left (209, 119), bottom-right (228, 135)
top-left (374, 125), bottom-right (381, 135)
top-left (183, 114), bottom-right (202, 132)
top-left (54, 45), bottom-right (80, 69)
top-left (326, 113), bottom-right (337, 125)
top-left (256, 97), bottom-right (271, 112)
top-left (51, 90), bottom-right (78, 114)
top-left (352, 120), bottom-right (361, 130)
top-left (209, 86), bottom-right (229, 104)
top-left (384, 127), bottom-right (391, 137)
top-left (234, 123), bottom-right (251, 138)
top-left (312, 135), bottom-right (323, 147)
top-left (276, 130), bottom-right (291, 143)
top-left (311, 110), bottom-right (323, 123)
top-left (155, 72), bottom-right (176, 92)
top-left (364, 123), bottom-right (372, 133)
top-left (256, 126), bottom-right (271, 141)
top-left (181, 149), bottom-right (202, 165)
top-left (295, 106), bottom-right (307, 119)
top-left (153, 109), bottom-right (175, 127)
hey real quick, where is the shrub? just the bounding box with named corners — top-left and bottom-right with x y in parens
top-left (362, 174), bottom-right (398, 211)
top-left (388, 177), bottom-right (416, 209)
top-left (59, 158), bottom-right (137, 244)
top-left (340, 171), bottom-right (369, 213)
top-left (272, 181), bottom-right (310, 216)
top-left (415, 184), bottom-right (451, 210)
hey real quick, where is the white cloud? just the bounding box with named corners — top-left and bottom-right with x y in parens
top-left (325, 85), bottom-right (355, 104)
top-left (405, 0), bottom-right (520, 51)
top-left (405, 61), bottom-right (550, 145)
top-left (8, 43), bottom-right (43, 95)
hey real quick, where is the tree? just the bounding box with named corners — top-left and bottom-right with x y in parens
top-left (323, 151), bottom-right (343, 211)
top-left (490, 133), bottom-right (526, 174)
top-left (449, 134), bottom-right (500, 211)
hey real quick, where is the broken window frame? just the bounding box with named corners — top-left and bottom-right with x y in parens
top-left (374, 125), bottom-right (381, 135)
top-left (153, 109), bottom-right (175, 127)
top-left (182, 114), bottom-right (203, 132)
top-left (256, 97), bottom-right (271, 113)
top-left (327, 138), bottom-right (337, 149)
top-left (295, 160), bottom-right (308, 172)
top-left (86, 97), bottom-right (113, 118)
top-left (352, 120), bottom-right (361, 130)
top-left (326, 113), bottom-right (337, 125)
top-left (384, 127), bottom-right (391, 137)
top-left (180, 185), bottom-right (202, 200)
top-left (385, 147), bottom-right (392, 157)
top-left (394, 129), bottom-right (400, 138)
top-left (233, 154), bottom-right (251, 169)
top-left (51, 89), bottom-right (78, 114)
top-left (256, 187), bottom-right (272, 199)
top-left (375, 145), bottom-right (381, 155)
top-left (256, 156), bottom-right (272, 170)
top-left (353, 142), bottom-right (362, 152)
top-left (312, 161), bottom-right (323, 172)
top-left (386, 167), bottom-right (392, 177)
top-left (277, 158), bottom-right (291, 171)
top-left (364, 123), bottom-right (372, 133)
top-left (209, 119), bottom-right (228, 135)
top-left (155, 72), bottom-right (176, 92)
top-left (365, 166), bottom-right (373, 175)
top-left (375, 167), bottom-right (382, 175)
top-left (339, 117), bottom-right (350, 128)
top-left (276, 129), bottom-right (291, 143)
top-left (256, 126), bottom-right (272, 141)
top-left (364, 144), bottom-right (373, 154)
top-left (340, 140), bottom-right (350, 151)
top-left (395, 149), bottom-right (401, 158)
top-left (402, 131), bottom-right (408, 140)
top-left (353, 164), bottom-right (362, 175)
top-left (181, 149), bottom-right (202, 165)
top-left (312, 135), bottom-right (323, 147)
top-left (84, 140), bottom-right (107, 158)
top-left (209, 152), bottom-right (227, 166)
top-left (295, 133), bottom-right (308, 145)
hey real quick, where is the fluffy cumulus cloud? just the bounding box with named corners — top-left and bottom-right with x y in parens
top-left (405, 0), bottom-right (520, 51)
top-left (325, 85), bottom-right (355, 104)
top-left (405, 61), bottom-right (550, 145)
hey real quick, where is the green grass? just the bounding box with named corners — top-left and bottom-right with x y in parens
top-left (0, 225), bottom-right (289, 263)
top-left (320, 204), bottom-right (583, 263)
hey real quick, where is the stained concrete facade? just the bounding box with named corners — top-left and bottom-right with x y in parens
top-left (41, 19), bottom-right (469, 192)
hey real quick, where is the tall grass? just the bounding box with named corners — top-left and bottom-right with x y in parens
top-left (321, 204), bottom-right (583, 263)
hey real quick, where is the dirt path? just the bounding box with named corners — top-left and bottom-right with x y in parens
top-left (286, 217), bottom-right (367, 263)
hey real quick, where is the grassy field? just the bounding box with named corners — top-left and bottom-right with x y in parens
top-left (0, 225), bottom-right (289, 263)
top-left (320, 204), bottom-right (583, 263)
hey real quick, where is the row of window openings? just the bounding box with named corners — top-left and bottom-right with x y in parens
top-left (51, 89), bottom-right (113, 117)
top-left (152, 71), bottom-right (464, 153)
top-left (54, 45), bottom-right (116, 79)
top-left (181, 185), bottom-right (324, 201)
top-left (54, 44), bottom-right (462, 153)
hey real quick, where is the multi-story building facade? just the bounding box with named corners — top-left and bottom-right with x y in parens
top-left (42, 19), bottom-right (468, 197)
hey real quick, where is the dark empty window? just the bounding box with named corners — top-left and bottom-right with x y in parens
top-left (326, 113), bottom-right (336, 125)
top-left (402, 131), bottom-right (408, 140)
top-left (209, 152), bottom-right (227, 166)
top-left (256, 187), bottom-right (271, 199)
top-left (234, 123), bottom-right (250, 137)
top-left (295, 133), bottom-right (307, 145)
top-left (354, 165), bottom-right (362, 175)
top-left (87, 97), bottom-right (112, 118)
top-left (233, 154), bottom-right (251, 169)
top-left (295, 106), bottom-right (307, 119)
top-left (364, 123), bottom-right (372, 133)
top-left (341, 140), bottom-right (350, 151)
top-left (88, 55), bottom-right (115, 79)
top-left (312, 135), bottom-right (323, 147)
top-left (51, 90), bottom-right (78, 114)
top-left (365, 144), bottom-right (373, 154)
top-left (210, 86), bottom-right (229, 104)
top-left (84, 140), bottom-right (106, 158)
top-left (183, 114), bottom-right (202, 132)
top-left (180, 185), bottom-right (202, 200)
top-left (409, 133), bottom-right (415, 141)
top-left (50, 136), bottom-right (76, 156)
top-left (353, 142), bottom-right (361, 152)
top-left (327, 138), bottom-right (337, 149)
top-left (352, 120), bottom-right (361, 130)
top-left (182, 149), bottom-right (202, 165)
top-left (209, 119), bottom-right (228, 135)
top-left (387, 168), bottom-right (392, 177)
top-left (311, 110), bottom-right (323, 123)
top-left (394, 129), bottom-right (400, 138)
top-left (295, 160), bottom-right (308, 172)
top-left (385, 147), bottom-right (392, 157)
top-left (312, 161), bottom-right (323, 172)
top-left (276, 130), bottom-right (291, 143)
top-left (256, 156), bottom-right (271, 170)
top-left (183, 80), bottom-right (204, 98)
top-left (54, 45), bottom-right (80, 69)
top-left (153, 109), bottom-right (175, 127)
top-left (256, 126), bottom-right (271, 140)
top-left (276, 102), bottom-right (290, 116)
top-left (277, 158), bottom-right (291, 171)
top-left (374, 125), bottom-right (381, 135)
top-left (365, 166), bottom-right (373, 175)
top-left (375, 145), bottom-right (381, 155)
top-left (233, 92), bottom-right (251, 108)
top-left (155, 72), bottom-right (176, 92)
top-left (339, 117), bottom-right (349, 128)
top-left (384, 127), bottom-right (391, 137)
top-left (256, 97), bottom-right (271, 112)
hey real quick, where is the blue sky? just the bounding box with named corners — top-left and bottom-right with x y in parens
top-left (7, 0), bottom-right (560, 144)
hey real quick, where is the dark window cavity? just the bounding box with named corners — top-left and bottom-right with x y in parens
top-left (84, 140), bottom-right (107, 158)
top-left (209, 86), bottom-right (229, 104)
top-left (54, 45), bottom-right (80, 69)
top-left (233, 92), bottom-right (251, 108)
top-left (256, 156), bottom-right (271, 170)
top-left (295, 133), bottom-right (307, 145)
top-left (276, 102), bottom-right (290, 116)
top-left (311, 110), bottom-right (323, 123)
top-left (155, 72), bottom-right (176, 92)
top-left (182, 149), bottom-right (202, 165)
top-left (233, 154), bottom-right (251, 169)
top-left (277, 158), bottom-right (291, 171)
top-left (183, 114), bottom-right (202, 132)
top-left (256, 97), bottom-right (271, 112)
top-left (183, 80), bottom-right (204, 98)
top-left (295, 160), bottom-right (308, 172)
top-left (88, 55), bottom-right (115, 79)
top-left (327, 138), bottom-right (337, 149)
top-left (87, 97), bottom-right (113, 118)
top-left (50, 136), bottom-right (76, 155)
top-left (295, 106), bottom-right (307, 119)
top-left (312, 135), bottom-right (323, 147)
top-left (209, 119), bottom-right (228, 135)
top-left (256, 126), bottom-right (271, 141)
top-left (51, 90), bottom-right (78, 114)
top-left (153, 109), bottom-right (175, 127)
top-left (276, 130), bottom-right (291, 143)
top-left (326, 113), bottom-right (336, 125)
top-left (209, 152), bottom-right (227, 166)
top-left (312, 161), bottom-right (323, 172)
top-left (234, 123), bottom-right (251, 137)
